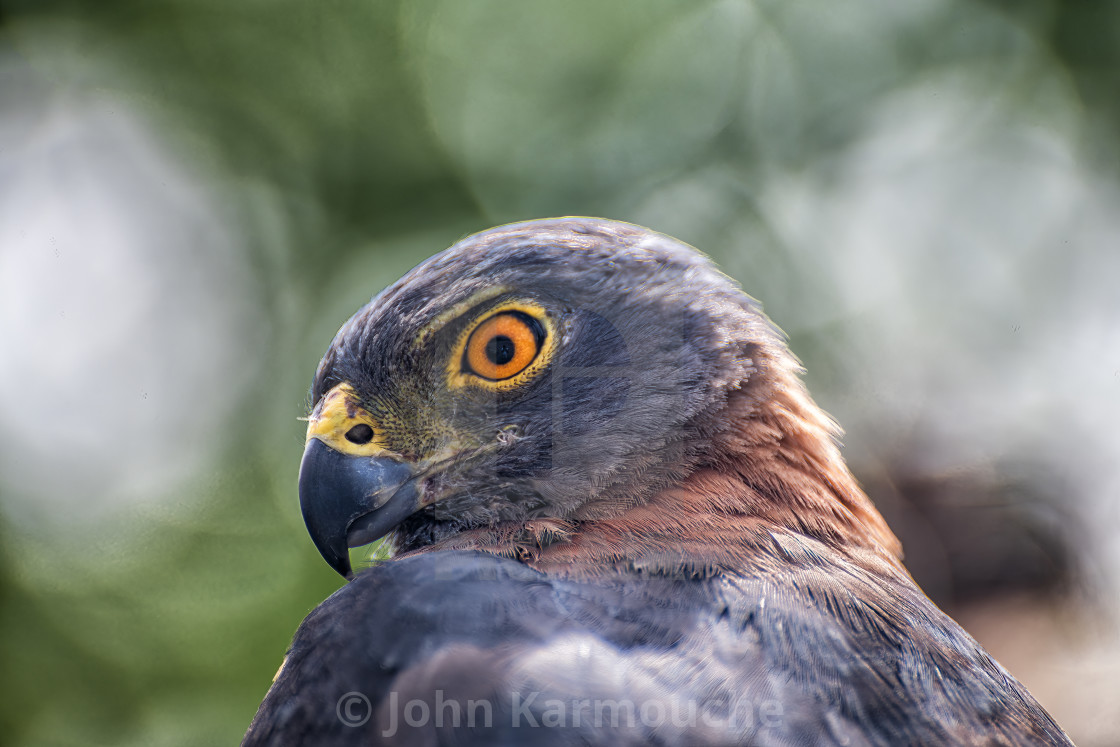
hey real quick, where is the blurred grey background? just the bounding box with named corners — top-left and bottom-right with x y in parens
top-left (1, 1), bottom-right (1118, 744)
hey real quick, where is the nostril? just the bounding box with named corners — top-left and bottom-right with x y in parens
top-left (345, 424), bottom-right (374, 445)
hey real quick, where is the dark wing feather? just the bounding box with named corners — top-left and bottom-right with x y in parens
top-left (244, 550), bottom-right (1070, 746)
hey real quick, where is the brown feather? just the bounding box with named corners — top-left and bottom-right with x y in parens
top-left (412, 340), bottom-right (906, 584)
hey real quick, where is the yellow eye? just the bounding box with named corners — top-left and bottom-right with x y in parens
top-left (444, 299), bottom-right (554, 390)
top-left (464, 311), bottom-right (543, 381)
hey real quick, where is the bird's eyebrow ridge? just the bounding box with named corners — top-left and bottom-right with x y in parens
top-left (411, 284), bottom-right (513, 348)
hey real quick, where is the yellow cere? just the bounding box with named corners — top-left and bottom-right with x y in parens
top-left (447, 299), bottom-right (555, 391)
top-left (305, 383), bottom-right (389, 457)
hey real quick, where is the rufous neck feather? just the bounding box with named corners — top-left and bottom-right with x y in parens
top-left (412, 359), bottom-right (904, 579)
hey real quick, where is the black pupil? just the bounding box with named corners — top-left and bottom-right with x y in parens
top-left (485, 335), bottom-right (516, 366)
top-left (345, 424), bottom-right (374, 445)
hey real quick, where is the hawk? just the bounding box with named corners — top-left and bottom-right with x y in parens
top-left (245, 218), bottom-right (1071, 745)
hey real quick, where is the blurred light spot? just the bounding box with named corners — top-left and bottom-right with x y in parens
top-left (402, 0), bottom-right (749, 219)
top-left (0, 58), bottom-right (262, 528)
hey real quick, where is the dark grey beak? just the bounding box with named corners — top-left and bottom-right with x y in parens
top-left (298, 438), bottom-right (420, 577)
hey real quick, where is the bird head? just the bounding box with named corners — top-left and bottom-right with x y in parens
top-left (300, 218), bottom-right (812, 576)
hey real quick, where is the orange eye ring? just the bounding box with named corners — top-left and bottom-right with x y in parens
top-left (463, 311), bottom-right (544, 381)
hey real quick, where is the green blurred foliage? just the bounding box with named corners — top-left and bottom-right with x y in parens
top-left (1, 1), bottom-right (1118, 745)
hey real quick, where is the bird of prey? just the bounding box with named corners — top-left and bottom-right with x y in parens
top-left (245, 218), bottom-right (1071, 745)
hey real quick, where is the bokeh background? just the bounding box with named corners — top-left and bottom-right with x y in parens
top-left (2, 1), bottom-right (1119, 744)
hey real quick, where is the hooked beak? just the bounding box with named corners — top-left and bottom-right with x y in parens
top-left (298, 438), bottom-right (421, 577)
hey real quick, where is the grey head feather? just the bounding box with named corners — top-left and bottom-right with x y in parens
top-left (311, 217), bottom-right (794, 549)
